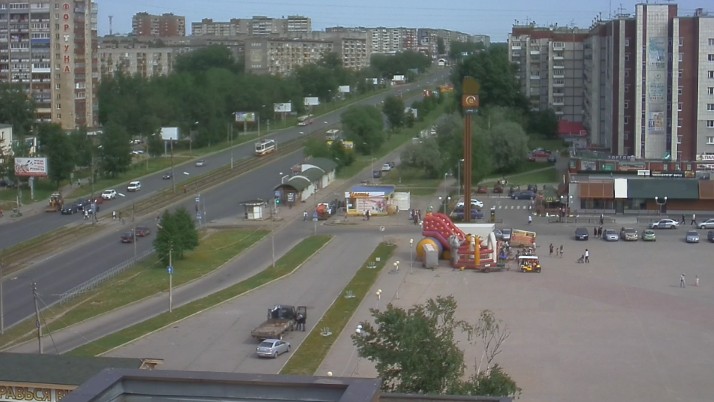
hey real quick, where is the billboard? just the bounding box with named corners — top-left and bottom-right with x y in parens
top-left (338, 85), bottom-right (351, 93)
top-left (274, 102), bottom-right (292, 113)
top-left (15, 157), bottom-right (48, 177)
top-left (235, 112), bottom-right (256, 123)
top-left (160, 127), bottom-right (179, 141)
top-left (304, 97), bottom-right (320, 106)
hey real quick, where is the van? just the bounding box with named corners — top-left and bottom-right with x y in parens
top-left (127, 181), bottom-right (142, 192)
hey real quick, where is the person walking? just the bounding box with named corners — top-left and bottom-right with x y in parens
top-left (112, 210), bottom-right (117, 221)
top-left (584, 249), bottom-right (590, 263)
top-left (599, 213), bottom-right (604, 225)
top-left (559, 245), bottom-right (564, 258)
top-left (681, 214), bottom-right (686, 225)
top-left (692, 213), bottom-right (697, 226)
top-left (549, 243), bottom-right (554, 256)
top-left (680, 273), bottom-right (686, 288)
top-left (303, 210), bottom-right (308, 221)
top-left (695, 275), bottom-right (700, 287)
top-left (528, 214), bottom-right (532, 225)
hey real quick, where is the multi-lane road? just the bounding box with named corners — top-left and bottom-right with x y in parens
top-left (0, 70), bottom-right (450, 330)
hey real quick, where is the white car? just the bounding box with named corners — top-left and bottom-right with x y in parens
top-left (101, 189), bottom-right (117, 200)
top-left (127, 181), bottom-right (141, 192)
top-left (456, 199), bottom-right (484, 208)
top-left (256, 339), bottom-right (291, 358)
top-left (649, 219), bottom-right (679, 229)
top-left (697, 219), bottom-right (714, 229)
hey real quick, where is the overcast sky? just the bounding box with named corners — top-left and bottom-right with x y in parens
top-left (96, 1), bottom-right (707, 42)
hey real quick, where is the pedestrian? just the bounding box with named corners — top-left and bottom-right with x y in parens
top-left (600, 213), bottom-right (604, 225)
top-left (692, 213), bottom-right (697, 226)
top-left (528, 214), bottom-right (532, 225)
top-left (598, 226), bottom-right (603, 238)
top-left (303, 210), bottom-right (308, 221)
top-left (77, 179), bottom-right (81, 187)
top-left (696, 275), bottom-right (700, 287)
top-left (584, 249), bottom-right (590, 263)
top-left (593, 226), bottom-right (597, 237)
top-left (681, 214), bottom-right (686, 225)
top-left (84, 210), bottom-right (89, 220)
top-left (559, 245), bottom-right (564, 258)
top-left (112, 210), bottom-right (117, 220)
top-left (549, 243), bottom-right (554, 256)
top-left (366, 209), bottom-right (371, 221)
top-left (680, 273), bottom-right (686, 288)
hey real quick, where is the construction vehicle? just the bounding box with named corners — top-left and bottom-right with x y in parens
top-left (46, 192), bottom-right (64, 212)
top-left (251, 305), bottom-right (307, 341)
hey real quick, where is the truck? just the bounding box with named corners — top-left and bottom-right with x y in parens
top-left (251, 305), bottom-right (307, 341)
top-left (46, 192), bottom-right (64, 212)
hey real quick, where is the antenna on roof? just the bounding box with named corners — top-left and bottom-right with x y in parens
top-left (108, 15), bottom-right (113, 35)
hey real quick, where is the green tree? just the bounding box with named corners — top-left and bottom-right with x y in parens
top-left (528, 109), bottom-right (559, 139)
top-left (68, 128), bottom-right (93, 168)
top-left (485, 121), bottom-right (529, 173)
top-left (36, 123), bottom-right (75, 188)
top-left (174, 45), bottom-right (241, 75)
top-left (382, 95), bottom-right (405, 131)
top-left (352, 296), bottom-right (468, 393)
top-left (399, 138), bottom-right (445, 179)
top-left (0, 82), bottom-right (36, 139)
top-left (98, 122), bottom-right (132, 177)
top-left (154, 208), bottom-right (199, 265)
top-left (340, 105), bottom-right (384, 155)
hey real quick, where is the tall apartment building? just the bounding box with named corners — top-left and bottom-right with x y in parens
top-left (98, 44), bottom-right (174, 78)
top-left (0, 0), bottom-right (98, 129)
top-left (132, 12), bottom-right (185, 37)
top-left (585, 4), bottom-right (714, 161)
top-left (245, 37), bottom-right (333, 76)
top-left (508, 26), bottom-right (588, 123)
top-left (193, 15), bottom-right (311, 37)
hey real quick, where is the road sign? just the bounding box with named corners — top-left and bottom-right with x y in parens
top-left (167, 265), bottom-right (173, 275)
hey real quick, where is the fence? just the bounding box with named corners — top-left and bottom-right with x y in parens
top-left (58, 248), bottom-right (155, 305)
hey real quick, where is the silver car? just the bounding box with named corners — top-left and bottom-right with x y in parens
top-left (685, 230), bottom-right (700, 243)
top-left (256, 339), bottom-right (291, 358)
top-left (603, 229), bottom-right (620, 241)
top-left (698, 219), bottom-right (714, 230)
top-left (649, 219), bottom-right (679, 229)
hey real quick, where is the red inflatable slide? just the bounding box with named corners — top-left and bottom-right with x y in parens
top-left (421, 212), bottom-right (466, 251)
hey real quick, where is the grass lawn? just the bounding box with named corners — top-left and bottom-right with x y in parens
top-left (0, 228), bottom-right (269, 350)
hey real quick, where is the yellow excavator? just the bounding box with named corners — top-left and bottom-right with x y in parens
top-left (46, 192), bottom-right (64, 212)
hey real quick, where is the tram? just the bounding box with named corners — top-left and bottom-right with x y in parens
top-left (255, 139), bottom-right (277, 156)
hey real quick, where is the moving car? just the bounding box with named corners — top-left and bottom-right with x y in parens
top-left (449, 206), bottom-right (484, 221)
top-left (574, 227), bottom-right (589, 240)
top-left (372, 170), bottom-right (382, 179)
top-left (120, 232), bottom-right (135, 243)
top-left (620, 227), bottom-right (639, 241)
top-left (134, 226), bottom-right (151, 237)
top-left (101, 189), bottom-right (117, 200)
top-left (603, 229), bottom-right (620, 241)
top-left (195, 160), bottom-right (206, 167)
top-left (698, 219), bottom-right (714, 229)
top-left (60, 204), bottom-right (79, 215)
top-left (518, 255), bottom-right (541, 273)
top-left (381, 163), bottom-right (391, 172)
top-left (256, 339), bottom-right (291, 358)
top-left (127, 181), bottom-right (141, 192)
top-left (162, 172), bottom-right (173, 180)
top-left (642, 229), bottom-right (656, 242)
top-left (456, 199), bottom-right (484, 208)
top-left (649, 219), bottom-right (679, 229)
top-left (685, 230), bottom-right (700, 243)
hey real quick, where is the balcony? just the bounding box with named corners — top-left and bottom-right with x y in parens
top-left (529, 49), bottom-right (540, 55)
top-left (530, 75), bottom-right (541, 80)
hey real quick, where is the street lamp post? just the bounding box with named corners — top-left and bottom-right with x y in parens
top-left (445, 196), bottom-right (451, 214)
top-left (457, 159), bottom-right (464, 202)
top-left (655, 196), bottom-right (668, 216)
top-left (409, 238), bottom-right (414, 274)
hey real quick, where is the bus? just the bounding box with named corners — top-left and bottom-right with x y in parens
top-left (297, 115), bottom-right (313, 126)
top-left (255, 139), bottom-right (277, 156)
top-left (325, 129), bottom-right (341, 141)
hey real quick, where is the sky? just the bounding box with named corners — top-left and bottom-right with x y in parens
top-left (96, 1), bottom-right (707, 42)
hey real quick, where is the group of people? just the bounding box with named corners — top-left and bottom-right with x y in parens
top-left (593, 226), bottom-right (605, 238)
top-left (681, 214), bottom-right (698, 226)
top-left (548, 243), bottom-right (565, 258)
top-left (680, 273), bottom-right (700, 288)
top-left (409, 208), bottom-right (422, 225)
top-left (577, 249), bottom-right (590, 263)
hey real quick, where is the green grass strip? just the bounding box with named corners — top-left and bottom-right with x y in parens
top-left (69, 235), bottom-right (331, 357)
top-left (280, 242), bottom-right (396, 376)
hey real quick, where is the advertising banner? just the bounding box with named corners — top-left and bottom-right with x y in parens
top-left (160, 127), bottom-right (179, 141)
top-left (338, 85), bottom-right (350, 93)
top-left (14, 157), bottom-right (48, 177)
top-left (234, 112), bottom-right (256, 123)
top-left (303, 97), bottom-right (320, 106)
top-left (273, 102), bottom-right (292, 113)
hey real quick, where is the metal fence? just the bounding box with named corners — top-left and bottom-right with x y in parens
top-left (58, 248), bottom-right (155, 305)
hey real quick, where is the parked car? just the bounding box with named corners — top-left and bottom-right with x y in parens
top-left (449, 206), bottom-right (484, 221)
top-left (642, 229), bottom-right (656, 241)
top-left (620, 227), bottom-right (639, 241)
top-left (574, 227), bottom-right (589, 240)
top-left (649, 218), bottom-right (679, 229)
top-left (372, 170), bottom-right (382, 179)
top-left (685, 230), bottom-right (700, 243)
top-left (698, 218), bottom-right (714, 229)
top-left (101, 189), bottom-right (117, 200)
top-left (195, 160), bottom-right (206, 167)
top-left (708, 230), bottom-right (714, 243)
top-left (127, 181), bottom-right (141, 192)
top-left (256, 339), bottom-right (291, 358)
top-left (603, 229), bottom-right (620, 241)
top-left (511, 190), bottom-right (536, 200)
top-left (492, 183), bottom-right (504, 193)
top-left (381, 163), bottom-right (391, 172)
top-left (476, 185), bottom-right (488, 194)
top-left (456, 199), bottom-right (484, 208)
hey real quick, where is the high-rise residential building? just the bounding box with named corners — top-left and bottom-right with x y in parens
top-left (132, 12), bottom-right (185, 37)
top-left (191, 16), bottom-right (310, 37)
top-left (508, 26), bottom-right (588, 123)
top-left (245, 37), bottom-right (333, 76)
top-left (0, 0), bottom-right (98, 129)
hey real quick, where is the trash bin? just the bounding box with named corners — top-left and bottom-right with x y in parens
top-left (423, 243), bottom-right (438, 269)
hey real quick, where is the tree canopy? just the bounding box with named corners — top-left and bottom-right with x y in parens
top-left (154, 207), bottom-right (199, 265)
top-left (340, 105), bottom-right (384, 155)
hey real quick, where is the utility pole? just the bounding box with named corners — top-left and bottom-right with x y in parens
top-left (33, 282), bottom-right (42, 354)
top-left (0, 259), bottom-right (4, 335)
top-left (168, 247), bottom-right (173, 312)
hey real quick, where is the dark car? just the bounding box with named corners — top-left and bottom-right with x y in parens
top-left (162, 172), bottom-right (173, 180)
top-left (511, 190), bottom-right (536, 200)
top-left (575, 227), bottom-right (589, 240)
top-left (372, 170), bottom-right (382, 179)
top-left (120, 232), bottom-right (135, 243)
top-left (708, 231), bottom-right (714, 243)
top-left (61, 204), bottom-right (79, 215)
top-left (449, 206), bottom-right (484, 221)
top-left (134, 226), bottom-right (151, 237)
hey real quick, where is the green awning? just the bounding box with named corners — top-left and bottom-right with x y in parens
top-left (627, 179), bottom-right (699, 199)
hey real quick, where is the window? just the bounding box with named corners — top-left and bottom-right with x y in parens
top-left (709, 87), bottom-right (714, 95)
top-left (624, 100), bottom-right (629, 109)
top-left (708, 104), bottom-right (714, 111)
top-left (708, 120), bottom-right (714, 128)
top-left (625, 53), bottom-right (630, 61)
top-left (678, 102), bottom-right (683, 111)
top-left (710, 38), bottom-right (714, 46)
top-left (624, 116), bottom-right (629, 124)
top-left (708, 137), bottom-right (714, 145)
top-left (709, 54), bottom-right (714, 62)
top-left (678, 118), bottom-right (683, 127)
top-left (625, 38), bottom-right (630, 47)
top-left (679, 37), bottom-right (684, 46)
top-left (710, 71), bottom-right (714, 79)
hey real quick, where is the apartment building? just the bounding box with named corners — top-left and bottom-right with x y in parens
top-left (98, 44), bottom-right (173, 78)
top-left (508, 26), bottom-right (588, 124)
top-left (245, 37), bottom-right (333, 76)
top-left (0, 0), bottom-right (98, 129)
top-left (193, 15), bottom-right (311, 38)
top-left (132, 12), bottom-right (185, 37)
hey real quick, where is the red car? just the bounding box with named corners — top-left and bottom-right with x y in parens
top-left (134, 226), bottom-right (151, 237)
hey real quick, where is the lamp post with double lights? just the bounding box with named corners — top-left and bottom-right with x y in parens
top-left (655, 196), bottom-right (668, 216)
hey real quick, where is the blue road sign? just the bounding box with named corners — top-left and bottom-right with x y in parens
top-left (168, 265), bottom-right (173, 275)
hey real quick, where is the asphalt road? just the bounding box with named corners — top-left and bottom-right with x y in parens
top-left (0, 70), bottom-right (451, 330)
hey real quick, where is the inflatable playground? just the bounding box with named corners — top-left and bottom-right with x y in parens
top-left (415, 212), bottom-right (501, 272)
